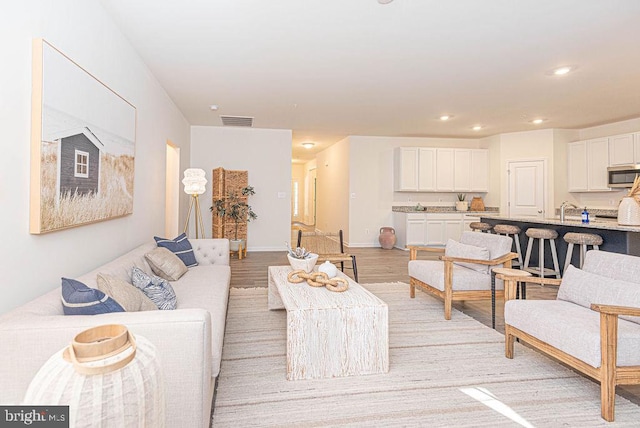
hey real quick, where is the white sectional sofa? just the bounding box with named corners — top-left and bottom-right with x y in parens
top-left (0, 238), bottom-right (230, 428)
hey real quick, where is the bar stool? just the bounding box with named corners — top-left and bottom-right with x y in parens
top-left (523, 228), bottom-right (561, 278)
top-left (493, 224), bottom-right (523, 268)
top-left (469, 222), bottom-right (493, 233)
top-left (563, 232), bottom-right (603, 274)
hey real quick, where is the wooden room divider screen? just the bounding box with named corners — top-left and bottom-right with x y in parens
top-left (211, 167), bottom-right (248, 241)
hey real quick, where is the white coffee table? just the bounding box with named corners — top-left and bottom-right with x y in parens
top-left (268, 266), bottom-right (389, 380)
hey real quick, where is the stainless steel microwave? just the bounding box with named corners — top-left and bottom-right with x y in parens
top-left (607, 165), bottom-right (640, 188)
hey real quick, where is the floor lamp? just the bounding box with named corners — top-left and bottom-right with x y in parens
top-left (182, 168), bottom-right (207, 238)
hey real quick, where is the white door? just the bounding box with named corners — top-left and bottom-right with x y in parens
top-left (508, 160), bottom-right (545, 218)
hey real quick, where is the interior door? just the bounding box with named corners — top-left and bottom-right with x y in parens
top-left (508, 160), bottom-right (545, 218)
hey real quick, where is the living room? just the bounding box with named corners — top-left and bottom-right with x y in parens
top-left (3, 1), bottom-right (640, 426)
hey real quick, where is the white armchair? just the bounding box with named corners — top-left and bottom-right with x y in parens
top-left (408, 231), bottom-right (516, 322)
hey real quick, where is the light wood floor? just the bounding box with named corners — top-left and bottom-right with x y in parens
top-left (229, 242), bottom-right (640, 407)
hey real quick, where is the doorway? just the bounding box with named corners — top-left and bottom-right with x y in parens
top-left (165, 142), bottom-right (180, 237)
top-left (507, 159), bottom-right (546, 218)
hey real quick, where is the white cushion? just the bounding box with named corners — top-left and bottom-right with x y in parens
top-left (505, 299), bottom-right (640, 367)
top-left (557, 265), bottom-right (640, 325)
top-left (445, 239), bottom-right (490, 273)
top-left (409, 260), bottom-right (500, 292)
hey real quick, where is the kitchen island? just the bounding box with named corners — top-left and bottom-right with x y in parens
top-left (480, 215), bottom-right (640, 272)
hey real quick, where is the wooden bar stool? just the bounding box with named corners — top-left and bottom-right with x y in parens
top-left (523, 228), bottom-right (561, 278)
top-left (563, 232), bottom-right (603, 274)
top-left (469, 222), bottom-right (493, 233)
top-left (493, 224), bottom-right (523, 268)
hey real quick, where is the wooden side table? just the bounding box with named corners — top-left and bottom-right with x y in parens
top-left (490, 267), bottom-right (532, 329)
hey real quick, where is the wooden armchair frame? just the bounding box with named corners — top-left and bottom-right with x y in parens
top-left (502, 275), bottom-right (640, 422)
top-left (408, 245), bottom-right (517, 320)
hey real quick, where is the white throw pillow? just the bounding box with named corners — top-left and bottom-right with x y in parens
top-left (445, 239), bottom-right (490, 273)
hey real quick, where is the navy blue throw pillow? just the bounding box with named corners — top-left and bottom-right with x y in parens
top-left (154, 233), bottom-right (198, 267)
top-left (61, 278), bottom-right (124, 315)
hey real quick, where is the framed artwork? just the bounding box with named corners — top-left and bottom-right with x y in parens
top-left (30, 39), bottom-right (136, 234)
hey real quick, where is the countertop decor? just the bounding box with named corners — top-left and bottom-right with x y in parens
top-left (392, 206), bottom-right (499, 214)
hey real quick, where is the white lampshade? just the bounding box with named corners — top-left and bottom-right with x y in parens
top-left (182, 168), bottom-right (207, 195)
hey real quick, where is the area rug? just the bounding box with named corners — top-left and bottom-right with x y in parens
top-left (213, 283), bottom-right (640, 427)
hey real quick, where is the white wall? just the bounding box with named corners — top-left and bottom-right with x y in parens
top-left (347, 135), bottom-right (483, 247)
top-left (190, 126), bottom-right (292, 251)
top-left (315, 137), bottom-right (350, 239)
top-left (0, 1), bottom-right (190, 314)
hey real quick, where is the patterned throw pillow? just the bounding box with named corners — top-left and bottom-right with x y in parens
top-left (61, 277), bottom-right (124, 315)
top-left (154, 233), bottom-right (198, 267)
top-left (145, 247), bottom-right (188, 281)
top-left (131, 267), bottom-right (177, 310)
top-left (96, 273), bottom-right (158, 312)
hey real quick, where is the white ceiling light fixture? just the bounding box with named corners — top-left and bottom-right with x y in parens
top-left (378, 0), bottom-right (394, 4)
top-left (302, 142), bottom-right (315, 149)
top-left (546, 65), bottom-right (577, 76)
top-left (472, 125), bottom-right (483, 131)
top-left (209, 104), bottom-right (219, 111)
top-left (439, 115), bottom-right (453, 121)
top-left (531, 118), bottom-right (545, 125)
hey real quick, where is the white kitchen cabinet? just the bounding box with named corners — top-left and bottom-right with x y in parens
top-left (406, 213), bottom-right (427, 245)
top-left (588, 138), bottom-right (611, 191)
top-left (394, 147), bottom-right (437, 191)
top-left (417, 148), bottom-right (436, 191)
top-left (470, 149), bottom-right (488, 191)
top-left (394, 147), bottom-right (419, 191)
top-left (608, 134), bottom-right (635, 166)
top-left (435, 149), bottom-right (455, 191)
top-left (395, 147), bottom-right (488, 193)
top-left (393, 212), bottom-right (486, 248)
top-left (567, 139), bottom-right (610, 192)
top-left (453, 150), bottom-right (471, 191)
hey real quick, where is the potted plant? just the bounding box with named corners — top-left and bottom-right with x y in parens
top-left (455, 193), bottom-right (468, 211)
top-left (211, 186), bottom-right (258, 251)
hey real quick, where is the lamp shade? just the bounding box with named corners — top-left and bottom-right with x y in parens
top-left (182, 168), bottom-right (207, 195)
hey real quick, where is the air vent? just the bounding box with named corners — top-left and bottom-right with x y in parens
top-left (220, 115), bottom-right (254, 127)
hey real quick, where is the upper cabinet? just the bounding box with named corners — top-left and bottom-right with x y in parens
top-left (395, 147), bottom-right (488, 192)
top-left (435, 148), bottom-right (455, 191)
top-left (568, 138), bottom-right (610, 192)
top-left (609, 133), bottom-right (640, 166)
top-left (394, 147), bottom-right (419, 191)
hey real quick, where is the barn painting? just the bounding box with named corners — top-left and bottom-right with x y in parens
top-left (30, 39), bottom-right (136, 234)
top-left (55, 127), bottom-right (104, 202)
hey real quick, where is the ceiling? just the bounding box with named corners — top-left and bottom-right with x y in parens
top-left (100, 0), bottom-right (640, 162)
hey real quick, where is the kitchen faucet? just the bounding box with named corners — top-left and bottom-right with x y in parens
top-left (560, 201), bottom-right (578, 222)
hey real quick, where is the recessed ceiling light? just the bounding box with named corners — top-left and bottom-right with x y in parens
top-left (378, 0), bottom-right (394, 4)
top-left (553, 66), bottom-right (572, 76)
top-left (302, 142), bottom-right (315, 149)
top-left (439, 115), bottom-right (453, 121)
top-left (531, 118), bottom-right (545, 125)
top-left (472, 125), bottom-right (483, 131)
top-left (546, 65), bottom-right (577, 76)
top-left (209, 104), bottom-right (219, 111)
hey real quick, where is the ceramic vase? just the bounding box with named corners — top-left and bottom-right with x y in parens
top-left (287, 253), bottom-right (318, 273)
top-left (378, 227), bottom-right (397, 250)
top-left (470, 197), bottom-right (485, 212)
top-left (455, 201), bottom-right (469, 212)
top-left (618, 197), bottom-right (640, 225)
top-left (318, 261), bottom-right (338, 278)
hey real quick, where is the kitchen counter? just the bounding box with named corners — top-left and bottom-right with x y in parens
top-left (392, 206), bottom-right (499, 214)
top-left (483, 215), bottom-right (640, 233)
top-left (480, 215), bottom-right (640, 268)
